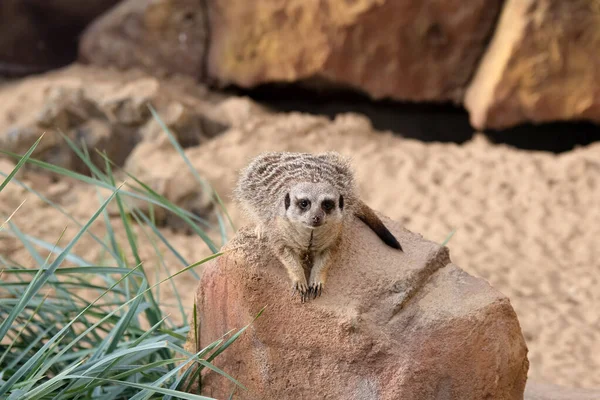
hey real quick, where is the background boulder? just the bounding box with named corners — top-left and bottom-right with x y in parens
top-left (206, 0), bottom-right (503, 102)
top-left (465, 0), bottom-right (600, 130)
top-left (79, 0), bottom-right (209, 79)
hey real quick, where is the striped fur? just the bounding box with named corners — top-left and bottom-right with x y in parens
top-left (234, 151), bottom-right (359, 223)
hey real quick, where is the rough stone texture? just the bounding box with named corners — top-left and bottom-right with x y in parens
top-left (465, 0), bottom-right (600, 130)
top-left (79, 0), bottom-right (210, 79)
top-left (187, 218), bottom-right (529, 399)
top-left (207, 0), bottom-right (503, 102)
top-left (0, 64), bottom-right (229, 172)
top-left (525, 382), bottom-right (600, 400)
top-left (0, 0), bottom-right (120, 77)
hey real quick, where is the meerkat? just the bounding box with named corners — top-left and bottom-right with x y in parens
top-left (234, 151), bottom-right (403, 302)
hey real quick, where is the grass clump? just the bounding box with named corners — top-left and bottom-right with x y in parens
top-left (0, 110), bottom-right (252, 399)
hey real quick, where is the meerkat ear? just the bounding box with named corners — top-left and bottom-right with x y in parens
top-left (339, 195), bottom-right (344, 210)
top-left (285, 193), bottom-right (291, 210)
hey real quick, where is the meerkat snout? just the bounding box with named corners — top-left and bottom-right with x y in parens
top-left (311, 214), bottom-right (322, 226)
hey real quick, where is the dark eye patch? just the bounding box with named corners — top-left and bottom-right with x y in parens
top-left (285, 193), bottom-right (291, 210)
top-left (321, 199), bottom-right (335, 212)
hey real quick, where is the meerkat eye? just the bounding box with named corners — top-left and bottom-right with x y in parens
top-left (298, 199), bottom-right (310, 209)
top-left (321, 199), bottom-right (335, 212)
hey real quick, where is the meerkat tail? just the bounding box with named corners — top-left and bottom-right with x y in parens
top-left (354, 201), bottom-right (403, 251)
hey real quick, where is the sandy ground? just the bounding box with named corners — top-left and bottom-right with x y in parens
top-left (1, 107), bottom-right (599, 390)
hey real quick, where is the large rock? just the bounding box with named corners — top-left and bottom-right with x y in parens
top-left (170, 109), bottom-right (600, 388)
top-left (207, 0), bottom-right (503, 102)
top-left (79, 0), bottom-right (209, 79)
top-left (186, 216), bottom-right (529, 399)
top-left (0, 0), bottom-right (120, 77)
top-left (465, 0), bottom-right (600, 130)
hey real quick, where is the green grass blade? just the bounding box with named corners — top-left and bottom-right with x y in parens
top-left (132, 207), bottom-right (192, 269)
top-left (0, 172), bottom-right (124, 263)
top-left (2, 263), bottom-right (144, 395)
top-left (20, 359), bottom-right (84, 399)
top-left (58, 131), bottom-right (107, 181)
top-left (3, 326), bottom-right (55, 371)
top-left (0, 266), bottom-right (143, 276)
top-left (111, 163), bottom-right (218, 253)
top-left (1, 127), bottom-right (246, 398)
top-left (16, 252), bottom-right (221, 394)
top-left (0, 150), bottom-right (207, 225)
top-left (441, 228), bottom-right (457, 246)
top-left (129, 209), bottom-right (188, 322)
top-left (0, 184), bottom-right (122, 342)
top-left (104, 156), bottom-right (165, 332)
top-left (6, 221), bottom-right (46, 266)
top-left (0, 186), bottom-right (124, 396)
top-left (0, 134), bottom-right (44, 194)
top-left (0, 199), bottom-right (26, 231)
top-left (105, 281), bottom-right (146, 354)
top-left (148, 104), bottom-right (235, 235)
top-left (59, 375), bottom-right (219, 400)
top-left (207, 306), bottom-right (266, 363)
top-left (0, 295), bottom-right (48, 367)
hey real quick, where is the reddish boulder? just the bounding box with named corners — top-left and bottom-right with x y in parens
top-left (187, 216), bottom-right (529, 399)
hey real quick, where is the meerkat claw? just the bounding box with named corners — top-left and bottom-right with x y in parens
top-left (293, 281), bottom-right (309, 302)
top-left (308, 282), bottom-right (323, 299)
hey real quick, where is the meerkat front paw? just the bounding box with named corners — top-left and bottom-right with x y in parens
top-left (291, 278), bottom-right (310, 303)
top-left (308, 279), bottom-right (324, 299)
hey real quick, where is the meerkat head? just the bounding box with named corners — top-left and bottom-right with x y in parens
top-left (283, 181), bottom-right (344, 228)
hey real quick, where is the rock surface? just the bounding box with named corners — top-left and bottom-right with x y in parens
top-left (207, 0), bottom-right (503, 102)
top-left (187, 218), bottom-right (529, 399)
top-left (0, 0), bottom-right (120, 77)
top-left (465, 0), bottom-right (600, 130)
top-left (79, 0), bottom-right (210, 79)
top-left (0, 64), bottom-right (229, 172)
